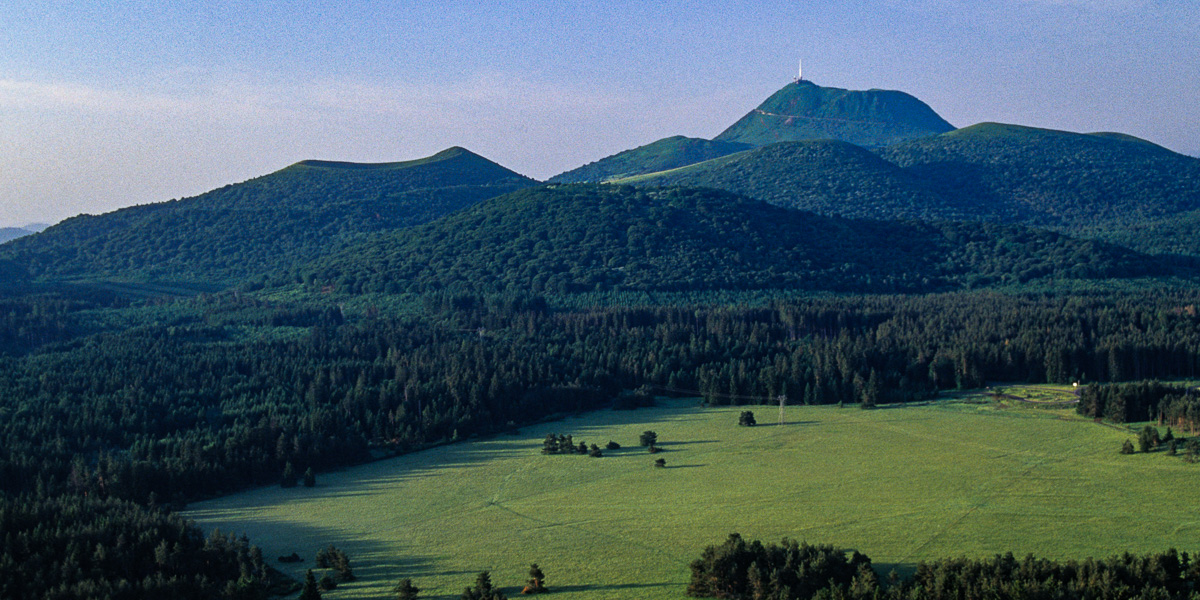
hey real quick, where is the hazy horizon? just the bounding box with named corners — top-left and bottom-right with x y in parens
top-left (2, 1), bottom-right (1198, 228)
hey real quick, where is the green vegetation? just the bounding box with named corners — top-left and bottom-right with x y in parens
top-left (186, 399), bottom-right (1200, 600)
top-left (304, 184), bottom-right (1172, 295)
top-left (616, 140), bottom-right (959, 220)
top-left (612, 124), bottom-right (1200, 258)
top-left (713, 80), bottom-right (955, 148)
top-left (879, 123), bottom-right (1200, 254)
top-left (549, 136), bottom-right (751, 183)
top-left (0, 147), bottom-right (535, 285)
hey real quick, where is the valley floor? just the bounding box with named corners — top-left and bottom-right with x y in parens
top-left (186, 396), bottom-right (1197, 600)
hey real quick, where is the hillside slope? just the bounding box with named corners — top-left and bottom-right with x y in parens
top-left (714, 80), bottom-right (955, 148)
top-left (549, 136), bottom-right (751, 183)
top-left (306, 184), bottom-right (1167, 295)
top-left (617, 140), bottom-right (960, 220)
top-left (879, 123), bottom-right (1200, 252)
top-left (2, 147), bottom-right (536, 284)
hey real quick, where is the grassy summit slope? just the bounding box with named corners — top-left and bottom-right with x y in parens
top-left (187, 399), bottom-right (1200, 600)
top-left (306, 184), bottom-right (1167, 295)
top-left (548, 136), bottom-right (751, 183)
top-left (714, 80), bottom-right (955, 148)
top-left (2, 147), bottom-right (536, 285)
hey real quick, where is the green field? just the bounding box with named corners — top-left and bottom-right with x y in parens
top-left (186, 397), bottom-right (1199, 600)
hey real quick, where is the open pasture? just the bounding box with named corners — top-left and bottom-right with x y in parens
top-left (186, 398), bottom-right (1198, 599)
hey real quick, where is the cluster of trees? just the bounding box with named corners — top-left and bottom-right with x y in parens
top-left (1078, 381), bottom-right (1200, 433)
top-left (687, 534), bottom-right (1200, 600)
top-left (0, 494), bottom-right (274, 600)
top-left (541, 434), bottom-right (604, 457)
top-left (687, 533), bottom-right (874, 599)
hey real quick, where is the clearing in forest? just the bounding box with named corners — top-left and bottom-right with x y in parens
top-left (186, 396), bottom-right (1198, 600)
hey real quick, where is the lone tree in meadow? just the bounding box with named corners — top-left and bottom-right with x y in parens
top-left (523, 563), bottom-right (547, 594)
top-left (394, 578), bottom-right (421, 600)
top-left (462, 571), bottom-right (506, 600)
top-left (640, 430), bottom-right (657, 447)
top-left (1138, 426), bottom-right (1160, 453)
top-left (1120, 439), bottom-right (1135, 455)
top-left (738, 410), bottom-right (757, 426)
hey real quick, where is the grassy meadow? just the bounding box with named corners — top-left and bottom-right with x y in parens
top-left (185, 395), bottom-right (1199, 599)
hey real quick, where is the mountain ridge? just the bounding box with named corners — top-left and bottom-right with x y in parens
top-left (1, 147), bottom-right (536, 285)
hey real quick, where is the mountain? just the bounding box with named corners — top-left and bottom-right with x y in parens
top-left (878, 123), bottom-right (1200, 252)
top-left (548, 136), bottom-right (751, 183)
top-left (713, 80), bottom-right (955, 148)
top-left (0, 228), bottom-right (34, 244)
top-left (617, 123), bottom-right (1200, 255)
top-left (305, 184), bottom-right (1167, 295)
top-left (614, 140), bottom-right (959, 220)
top-left (1, 147), bottom-right (536, 285)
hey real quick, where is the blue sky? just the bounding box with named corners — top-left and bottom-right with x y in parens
top-left (2, 1), bottom-right (1197, 226)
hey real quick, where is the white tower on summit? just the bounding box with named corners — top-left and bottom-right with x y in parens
top-left (793, 58), bottom-right (803, 84)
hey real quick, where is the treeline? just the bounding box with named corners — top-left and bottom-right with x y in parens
top-left (0, 494), bottom-right (272, 600)
top-left (10, 290), bottom-right (1200, 507)
top-left (688, 534), bottom-right (1200, 600)
top-left (1078, 381), bottom-right (1200, 432)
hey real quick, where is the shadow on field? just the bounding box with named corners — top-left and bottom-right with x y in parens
top-left (655, 439), bottom-right (718, 447)
top-left (666, 463), bottom-right (706, 469)
top-left (758, 420), bottom-right (817, 427)
top-left (547, 582), bottom-right (677, 594)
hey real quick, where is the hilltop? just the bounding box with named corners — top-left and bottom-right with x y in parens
top-left (619, 123), bottom-right (1200, 255)
top-left (879, 123), bottom-right (1200, 252)
top-left (549, 80), bottom-right (954, 182)
top-left (714, 80), bottom-right (955, 148)
top-left (305, 184), bottom-right (1165, 295)
top-left (1, 147), bottom-right (536, 285)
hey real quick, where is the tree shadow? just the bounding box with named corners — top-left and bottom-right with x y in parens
top-left (667, 463), bottom-right (706, 469)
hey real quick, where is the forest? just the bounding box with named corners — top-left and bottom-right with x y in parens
top-left (5, 284), bottom-right (1200, 597)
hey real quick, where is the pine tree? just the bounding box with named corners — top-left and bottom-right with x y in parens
top-left (394, 577), bottom-right (420, 600)
top-left (303, 467), bottom-right (316, 487)
top-left (281, 462), bottom-right (298, 488)
top-left (300, 570), bottom-right (322, 600)
top-left (524, 563), bottom-right (547, 594)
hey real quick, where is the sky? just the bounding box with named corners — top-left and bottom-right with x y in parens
top-left (1, 0), bottom-right (1198, 227)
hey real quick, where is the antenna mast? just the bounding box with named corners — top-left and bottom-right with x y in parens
top-left (778, 394), bottom-right (786, 425)
top-left (794, 58), bottom-right (803, 84)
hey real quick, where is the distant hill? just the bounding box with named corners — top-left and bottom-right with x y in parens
top-left (2, 147), bottom-right (536, 285)
top-left (548, 136), bottom-right (750, 183)
top-left (714, 80), bottom-right (955, 148)
top-left (878, 123), bottom-right (1200, 252)
top-left (305, 184), bottom-right (1167, 295)
top-left (0, 228), bottom-right (34, 244)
